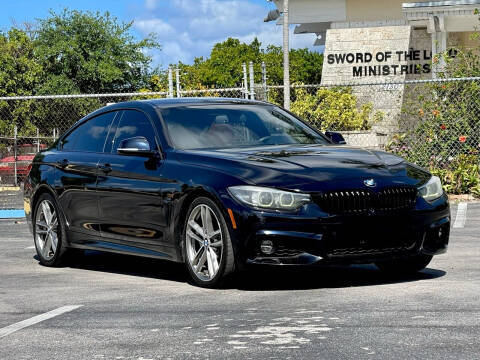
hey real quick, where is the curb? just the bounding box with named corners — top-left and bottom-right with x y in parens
top-left (448, 194), bottom-right (480, 204)
top-left (0, 186), bottom-right (21, 192)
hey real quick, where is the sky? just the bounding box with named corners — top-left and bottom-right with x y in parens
top-left (0, 0), bottom-right (320, 68)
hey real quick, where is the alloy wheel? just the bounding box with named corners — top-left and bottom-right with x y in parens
top-left (186, 204), bottom-right (223, 282)
top-left (35, 200), bottom-right (59, 261)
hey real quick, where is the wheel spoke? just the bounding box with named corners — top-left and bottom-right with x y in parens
top-left (205, 208), bottom-right (214, 235)
top-left (206, 248), bottom-right (218, 278)
top-left (187, 229), bottom-right (203, 244)
top-left (50, 232), bottom-right (58, 253)
top-left (196, 248), bottom-right (208, 271)
top-left (43, 236), bottom-right (52, 258)
top-left (36, 229), bottom-right (48, 235)
top-left (36, 221), bottom-right (48, 229)
top-left (212, 251), bottom-right (219, 274)
top-left (209, 229), bottom-right (221, 239)
top-left (200, 206), bottom-right (207, 231)
top-left (50, 215), bottom-right (58, 230)
top-left (210, 240), bottom-right (222, 247)
top-left (188, 220), bottom-right (204, 238)
top-left (42, 202), bottom-right (53, 225)
top-left (192, 246), bottom-right (204, 266)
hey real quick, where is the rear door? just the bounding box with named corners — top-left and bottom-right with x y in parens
top-left (96, 109), bottom-right (171, 254)
top-left (55, 111), bottom-right (118, 242)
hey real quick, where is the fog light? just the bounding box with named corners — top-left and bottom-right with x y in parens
top-left (260, 240), bottom-right (274, 255)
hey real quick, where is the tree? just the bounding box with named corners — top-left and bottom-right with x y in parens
top-left (0, 29), bottom-right (42, 97)
top-left (165, 38), bottom-right (323, 90)
top-left (34, 9), bottom-right (160, 94)
top-left (0, 29), bottom-right (42, 135)
top-left (263, 46), bottom-right (323, 85)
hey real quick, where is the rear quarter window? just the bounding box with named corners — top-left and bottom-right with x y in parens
top-left (62, 112), bottom-right (116, 153)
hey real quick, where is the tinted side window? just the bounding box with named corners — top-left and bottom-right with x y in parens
top-left (111, 110), bottom-right (157, 153)
top-left (62, 112), bottom-right (116, 152)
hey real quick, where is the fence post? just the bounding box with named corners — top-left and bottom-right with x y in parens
top-left (175, 68), bottom-right (181, 98)
top-left (36, 128), bottom-right (40, 153)
top-left (249, 61), bottom-right (255, 100)
top-left (261, 61), bottom-right (267, 101)
top-left (13, 126), bottom-right (18, 186)
top-left (242, 63), bottom-right (248, 99)
top-left (168, 67), bottom-right (174, 98)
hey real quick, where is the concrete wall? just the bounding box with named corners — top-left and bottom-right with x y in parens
top-left (321, 26), bottom-right (432, 84)
top-left (456, 31), bottom-right (480, 49)
top-left (321, 25), bottom-right (434, 134)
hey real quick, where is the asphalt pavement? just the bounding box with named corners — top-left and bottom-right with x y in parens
top-left (0, 203), bottom-right (479, 359)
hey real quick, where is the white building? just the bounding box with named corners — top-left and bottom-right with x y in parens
top-left (268, 0), bottom-right (480, 83)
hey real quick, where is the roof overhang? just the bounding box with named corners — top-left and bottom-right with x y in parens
top-left (272, 0), bottom-right (346, 24)
top-left (403, 0), bottom-right (480, 9)
top-left (403, 0), bottom-right (480, 32)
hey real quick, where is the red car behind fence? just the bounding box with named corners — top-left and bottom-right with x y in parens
top-left (0, 144), bottom-right (47, 185)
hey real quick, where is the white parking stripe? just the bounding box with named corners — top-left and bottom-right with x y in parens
top-left (0, 305), bottom-right (83, 338)
top-left (24, 246), bottom-right (35, 250)
top-left (453, 203), bottom-right (468, 229)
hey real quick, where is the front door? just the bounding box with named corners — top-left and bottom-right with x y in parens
top-left (55, 111), bottom-right (117, 243)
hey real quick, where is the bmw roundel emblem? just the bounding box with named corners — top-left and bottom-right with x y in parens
top-left (364, 178), bottom-right (377, 187)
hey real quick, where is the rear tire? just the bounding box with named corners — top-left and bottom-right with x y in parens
top-left (182, 197), bottom-right (235, 288)
top-left (375, 254), bottom-right (433, 274)
top-left (33, 193), bottom-right (69, 267)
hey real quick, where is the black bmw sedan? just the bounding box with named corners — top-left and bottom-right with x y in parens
top-left (24, 98), bottom-right (450, 287)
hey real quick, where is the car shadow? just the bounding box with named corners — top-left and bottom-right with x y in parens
top-left (234, 265), bottom-right (446, 291)
top-left (35, 251), bottom-right (189, 283)
top-left (34, 251), bottom-right (446, 290)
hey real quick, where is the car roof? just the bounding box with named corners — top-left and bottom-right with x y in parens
top-left (102, 97), bottom-right (271, 112)
top-left (69, 97), bottom-right (275, 137)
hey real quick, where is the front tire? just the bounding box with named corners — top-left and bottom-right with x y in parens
top-left (33, 193), bottom-right (69, 267)
top-left (183, 197), bottom-right (235, 288)
top-left (375, 254), bottom-right (433, 274)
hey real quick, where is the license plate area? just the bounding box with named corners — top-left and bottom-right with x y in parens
top-left (325, 216), bottom-right (417, 257)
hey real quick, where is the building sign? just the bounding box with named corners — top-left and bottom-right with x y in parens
top-left (326, 49), bottom-right (432, 77)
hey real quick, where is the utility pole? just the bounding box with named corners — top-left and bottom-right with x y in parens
top-left (283, 0), bottom-right (290, 110)
top-left (242, 63), bottom-right (249, 99)
top-left (264, 1), bottom-right (290, 109)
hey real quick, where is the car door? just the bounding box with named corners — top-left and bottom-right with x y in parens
top-left (96, 109), bottom-right (172, 254)
top-left (55, 111), bottom-right (118, 243)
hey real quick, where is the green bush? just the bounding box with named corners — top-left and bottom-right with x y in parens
top-left (289, 87), bottom-right (380, 131)
top-left (431, 155), bottom-right (480, 196)
top-left (386, 80), bottom-right (480, 197)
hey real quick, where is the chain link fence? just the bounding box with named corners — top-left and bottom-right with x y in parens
top-left (0, 92), bottom-right (170, 185)
top-left (265, 78), bottom-right (479, 196)
top-left (0, 67), bottom-right (479, 195)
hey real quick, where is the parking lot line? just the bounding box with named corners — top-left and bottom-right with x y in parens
top-left (453, 203), bottom-right (468, 229)
top-left (0, 305), bottom-right (83, 338)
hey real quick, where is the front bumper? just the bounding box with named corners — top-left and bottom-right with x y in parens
top-left (224, 193), bottom-right (450, 266)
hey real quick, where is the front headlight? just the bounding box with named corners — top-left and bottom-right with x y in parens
top-left (418, 176), bottom-right (443, 202)
top-left (228, 186), bottom-right (311, 210)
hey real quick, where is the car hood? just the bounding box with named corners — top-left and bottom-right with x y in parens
top-left (175, 144), bottom-right (431, 192)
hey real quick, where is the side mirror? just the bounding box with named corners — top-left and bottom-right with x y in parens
top-left (117, 136), bottom-right (155, 156)
top-left (325, 131), bottom-right (346, 145)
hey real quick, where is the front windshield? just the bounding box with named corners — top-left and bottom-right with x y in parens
top-left (160, 104), bottom-right (329, 150)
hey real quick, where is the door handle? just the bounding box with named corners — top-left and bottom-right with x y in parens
top-left (56, 159), bottom-right (69, 169)
top-left (99, 163), bottom-right (112, 174)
